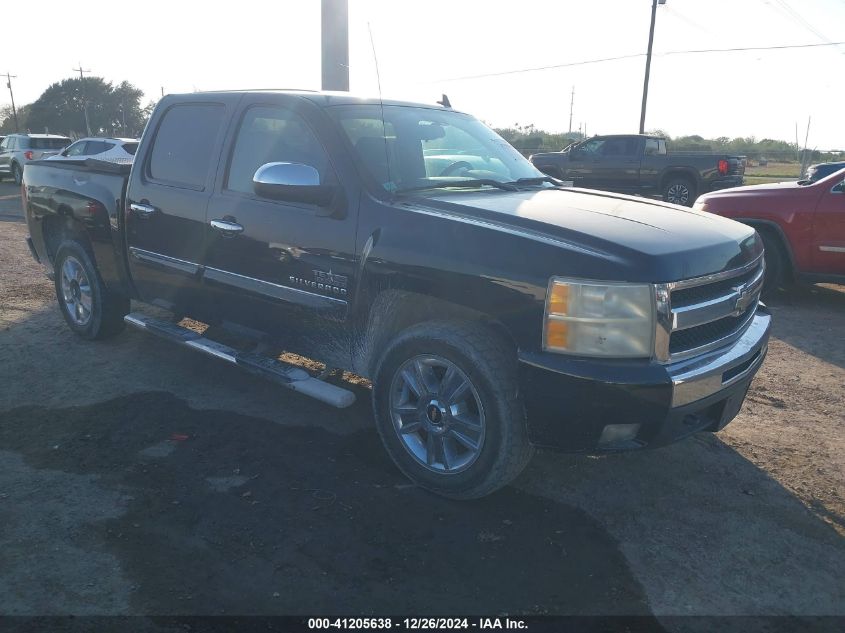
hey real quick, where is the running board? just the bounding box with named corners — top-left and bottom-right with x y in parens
top-left (124, 313), bottom-right (356, 408)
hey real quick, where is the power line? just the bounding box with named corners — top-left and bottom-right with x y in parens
top-left (72, 62), bottom-right (92, 136)
top-left (772, 0), bottom-right (845, 56)
top-left (432, 40), bottom-right (845, 83)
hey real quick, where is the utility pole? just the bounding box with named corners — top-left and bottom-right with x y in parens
top-left (4, 72), bottom-right (19, 132)
top-left (639, 0), bottom-right (666, 134)
top-left (72, 62), bottom-right (92, 136)
top-left (568, 86), bottom-right (575, 134)
top-left (321, 0), bottom-right (349, 91)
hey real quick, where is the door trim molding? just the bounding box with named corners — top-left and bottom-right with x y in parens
top-left (203, 266), bottom-right (347, 310)
top-left (129, 247), bottom-right (200, 276)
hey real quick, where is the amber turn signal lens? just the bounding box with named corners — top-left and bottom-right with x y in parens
top-left (545, 320), bottom-right (569, 349)
top-left (548, 283), bottom-right (569, 315)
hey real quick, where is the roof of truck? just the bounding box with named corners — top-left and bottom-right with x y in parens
top-left (186, 89), bottom-right (458, 111)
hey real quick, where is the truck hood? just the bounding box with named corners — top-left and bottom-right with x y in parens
top-left (700, 180), bottom-right (806, 198)
top-left (413, 187), bottom-right (761, 282)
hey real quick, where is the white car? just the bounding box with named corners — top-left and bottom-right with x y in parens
top-left (47, 137), bottom-right (139, 163)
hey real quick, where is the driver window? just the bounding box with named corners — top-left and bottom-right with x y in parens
top-left (578, 139), bottom-right (604, 155)
top-left (66, 141), bottom-right (88, 157)
top-left (226, 105), bottom-right (333, 195)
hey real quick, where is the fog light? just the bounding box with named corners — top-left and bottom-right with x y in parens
top-left (598, 423), bottom-right (641, 447)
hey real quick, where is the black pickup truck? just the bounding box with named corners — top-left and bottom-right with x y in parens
top-left (22, 91), bottom-right (770, 498)
top-left (529, 134), bottom-right (745, 206)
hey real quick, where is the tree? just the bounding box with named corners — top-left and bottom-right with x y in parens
top-left (24, 77), bottom-right (148, 137)
top-left (0, 104), bottom-right (31, 134)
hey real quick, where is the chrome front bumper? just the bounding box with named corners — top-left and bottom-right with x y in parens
top-left (669, 308), bottom-right (771, 408)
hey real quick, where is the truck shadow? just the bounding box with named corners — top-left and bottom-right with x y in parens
top-left (0, 392), bottom-right (656, 618)
top-left (764, 282), bottom-right (845, 369)
top-left (1, 304), bottom-right (843, 618)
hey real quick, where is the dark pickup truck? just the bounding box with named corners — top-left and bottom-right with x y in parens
top-left (529, 134), bottom-right (745, 206)
top-left (22, 91), bottom-right (770, 498)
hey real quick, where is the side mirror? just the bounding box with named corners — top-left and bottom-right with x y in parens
top-left (253, 162), bottom-right (337, 208)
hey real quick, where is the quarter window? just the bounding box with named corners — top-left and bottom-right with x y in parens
top-left (149, 104), bottom-right (225, 189)
top-left (226, 105), bottom-right (332, 195)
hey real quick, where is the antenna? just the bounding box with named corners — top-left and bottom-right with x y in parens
top-left (368, 22), bottom-right (394, 192)
top-left (437, 94), bottom-right (451, 108)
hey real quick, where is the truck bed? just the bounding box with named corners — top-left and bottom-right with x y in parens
top-left (23, 158), bottom-right (132, 295)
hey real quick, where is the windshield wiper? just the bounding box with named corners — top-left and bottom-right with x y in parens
top-left (508, 176), bottom-right (563, 187)
top-left (396, 179), bottom-right (519, 193)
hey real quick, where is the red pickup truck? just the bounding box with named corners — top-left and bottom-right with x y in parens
top-left (694, 168), bottom-right (845, 293)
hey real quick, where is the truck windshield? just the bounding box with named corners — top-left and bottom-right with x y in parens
top-left (328, 104), bottom-right (545, 193)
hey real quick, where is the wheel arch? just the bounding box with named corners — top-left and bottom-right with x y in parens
top-left (352, 288), bottom-right (518, 379)
top-left (735, 218), bottom-right (796, 277)
top-left (659, 168), bottom-right (699, 192)
top-left (41, 208), bottom-right (94, 267)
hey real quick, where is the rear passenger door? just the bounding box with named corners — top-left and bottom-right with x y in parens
top-left (592, 137), bottom-right (640, 193)
top-left (126, 96), bottom-right (240, 312)
top-left (201, 96), bottom-right (358, 358)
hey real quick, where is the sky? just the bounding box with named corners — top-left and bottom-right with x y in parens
top-left (3, 0), bottom-right (844, 148)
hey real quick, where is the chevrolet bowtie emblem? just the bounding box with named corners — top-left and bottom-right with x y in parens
top-left (733, 284), bottom-right (756, 314)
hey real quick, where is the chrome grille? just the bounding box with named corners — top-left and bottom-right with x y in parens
top-left (655, 255), bottom-right (765, 362)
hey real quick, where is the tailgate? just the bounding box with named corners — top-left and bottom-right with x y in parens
top-left (727, 157), bottom-right (746, 176)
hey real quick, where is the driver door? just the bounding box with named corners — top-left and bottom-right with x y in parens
top-left (201, 96), bottom-right (358, 343)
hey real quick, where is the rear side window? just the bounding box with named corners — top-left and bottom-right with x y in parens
top-left (644, 138), bottom-right (666, 156)
top-left (149, 104), bottom-right (225, 189)
top-left (86, 141), bottom-right (112, 155)
top-left (30, 138), bottom-right (70, 150)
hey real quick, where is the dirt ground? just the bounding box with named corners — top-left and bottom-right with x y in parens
top-left (1, 182), bottom-right (843, 626)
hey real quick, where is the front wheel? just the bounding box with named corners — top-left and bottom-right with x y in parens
top-left (759, 230), bottom-right (790, 297)
top-left (54, 241), bottom-right (129, 340)
top-left (663, 177), bottom-right (696, 206)
top-left (372, 321), bottom-right (534, 499)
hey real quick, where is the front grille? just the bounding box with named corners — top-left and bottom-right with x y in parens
top-left (661, 256), bottom-right (764, 360)
top-left (671, 264), bottom-right (760, 308)
top-left (669, 308), bottom-right (755, 354)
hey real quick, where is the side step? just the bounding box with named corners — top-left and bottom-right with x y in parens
top-left (124, 314), bottom-right (356, 409)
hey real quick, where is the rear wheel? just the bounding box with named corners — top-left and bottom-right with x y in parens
top-left (372, 321), bottom-right (534, 499)
top-left (663, 177), bottom-right (696, 206)
top-left (12, 163), bottom-right (22, 186)
top-left (54, 240), bottom-right (129, 340)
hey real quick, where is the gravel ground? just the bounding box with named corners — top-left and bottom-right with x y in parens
top-left (1, 182), bottom-right (843, 626)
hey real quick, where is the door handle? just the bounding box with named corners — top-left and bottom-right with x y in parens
top-left (129, 202), bottom-right (156, 218)
top-left (210, 218), bottom-right (244, 236)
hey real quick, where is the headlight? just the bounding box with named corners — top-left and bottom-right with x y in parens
top-left (543, 279), bottom-right (655, 358)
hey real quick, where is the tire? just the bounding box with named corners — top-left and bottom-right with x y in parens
top-left (663, 177), bottom-right (696, 206)
top-left (12, 163), bottom-right (22, 186)
top-left (759, 229), bottom-right (789, 297)
top-left (372, 320), bottom-right (534, 499)
top-left (54, 240), bottom-right (129, 340)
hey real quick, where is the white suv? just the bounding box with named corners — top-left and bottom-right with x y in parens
top-left (0, 134), bottom-right (71, 184)
top-left (47, 137), bottom-right (139, 164)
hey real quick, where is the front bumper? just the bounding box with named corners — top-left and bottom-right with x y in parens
top-left (518, 307), bottom-right (771, 451)
top-left (706, 176), bottom-right (744, 192)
